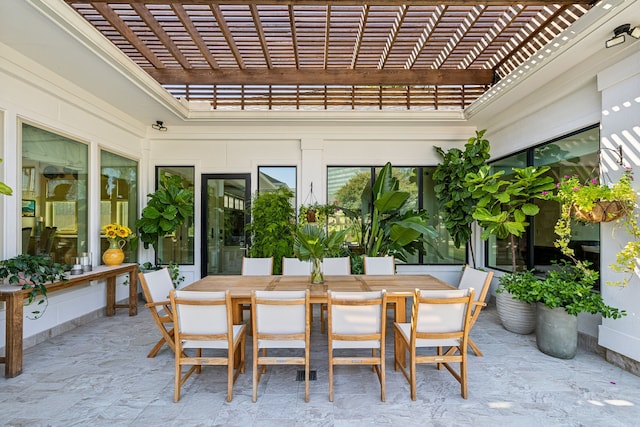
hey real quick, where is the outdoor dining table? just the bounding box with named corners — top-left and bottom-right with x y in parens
top-left (183, 274), bottom-right (456, 366)
top-left (184, 274), bottom-right (455, 323)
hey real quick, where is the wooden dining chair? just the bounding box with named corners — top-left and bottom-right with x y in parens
top-left (251, 290), bottom-right (311, 402)
top-left (138, 268), bottom-right (176, 358)
top-left (393, 288), bottom-right (475, 400)
top-left (282, 257), bottom-right (312, 275)
top-left (242, 256), bottom-right (274, 276)
top-left (241, 256), bottom-right (274, 329)
top-left (363, 256), bottom-right (395, 275)
top-left (327, 290), bottom-right (387, 402)
top-left (319, 257), bottom-right (351, 333)
top-left (170, 289), bottom-right (247, 403)
top-left (455, 265), bottom-right (493, 357)
top-left (363, 255), bottom-right (397, 321)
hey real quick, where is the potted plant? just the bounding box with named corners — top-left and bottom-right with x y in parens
top-left (101, 222), bottom-right (135, 266)
top-left (529, 260), bottom-right (625, 359)
top-left (298, 203), bottom-right (337, 226)
top-left (433, 129), bottom-right (491, 267)
top-left (135, 174), bottom-right (194, 262)
top-left (0, 158), bottom-right (12, 196)
top-left (0, 253), bottom-right (68, 318)
top-left (495, 270), bottom-right (540, 334)
top-left (245, 187), bottom-right (296, 275)
top-left (465, 165), bottom-right (556, 333)
top-left (546, 169), bottom-right (639, 286)
top-left (293, 223), bottom-right (349, 283)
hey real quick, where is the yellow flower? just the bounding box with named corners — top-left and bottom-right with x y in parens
top-left (102, 223), bottom-right (134, 241)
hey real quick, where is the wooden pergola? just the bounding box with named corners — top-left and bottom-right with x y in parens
top-left (65, 1), bottom-right (593, 110)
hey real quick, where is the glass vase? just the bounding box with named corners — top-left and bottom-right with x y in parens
top-left (311, 257), bottom-right (324, 284)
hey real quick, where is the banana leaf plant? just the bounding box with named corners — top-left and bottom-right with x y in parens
top-left (464, 165), bottom-right (556, 272)
top-left (347, 162), bottom-right (438, 262)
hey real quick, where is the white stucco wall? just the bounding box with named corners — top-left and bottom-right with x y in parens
top-left (597, 49), bottom-right (640, 361)
top-left (0, 42), bottom-right (145, 347)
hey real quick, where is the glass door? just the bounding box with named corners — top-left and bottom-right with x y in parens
top-left (201, 174), bottom-right (250, 277)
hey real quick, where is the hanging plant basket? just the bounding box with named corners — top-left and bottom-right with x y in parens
top-left (306, 209), bottom-right (317, 223)
top-left (572, 200), bottom-right (627, 223)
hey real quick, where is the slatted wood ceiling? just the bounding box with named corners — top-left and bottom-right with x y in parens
top-left (65, 1), bottom-right (592, 110)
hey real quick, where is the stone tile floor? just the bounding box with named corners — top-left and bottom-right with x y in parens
top-left (2, 302), bottom-right (640, 426)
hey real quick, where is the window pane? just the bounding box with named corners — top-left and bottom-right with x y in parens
top-left (157, 166), bottom-right (195, 265)
top-left (258, 166), bottom-right (296, 207)
top-left (327, 167), bottom-right (371, 249)
top-left (21, 124), bottom-right (88, 265)
top-left (423, 167), bottom-right (465, 264)
top-left (533, 127), bottom-right (600, 279)
top-left (392, 167), bottom-right (419, 264)
top-left (100, 150), bottom-right (138, 263)
top-left (486, 153), bottom-right (527, 271)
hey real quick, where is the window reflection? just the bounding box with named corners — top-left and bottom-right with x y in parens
top-left (100, 150), bottom-right (138, 263)
top-left (21, 123), bottom-right (88, 265)
top-left (156, 166), bottom-right (195, 265)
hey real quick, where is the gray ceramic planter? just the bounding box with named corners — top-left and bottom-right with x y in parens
top-left (535, 303), bottom-right (578, 359)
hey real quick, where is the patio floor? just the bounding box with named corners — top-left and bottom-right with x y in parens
top-left (2, 301), bottom-right (640, 426)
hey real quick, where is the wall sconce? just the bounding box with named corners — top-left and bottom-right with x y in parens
top-left (152, 120), bottom-right (167, 132)
top-left (606, 24), bottom-right (640, 48)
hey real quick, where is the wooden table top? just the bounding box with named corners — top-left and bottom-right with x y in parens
top-left (183, 274), bottom-right (454, 301)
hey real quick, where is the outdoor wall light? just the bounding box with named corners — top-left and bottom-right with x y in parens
top-left (152, 120), bottom-right (167, 131)
top-left (606, 24), bottom-right (640, 48)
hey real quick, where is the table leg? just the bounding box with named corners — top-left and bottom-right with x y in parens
top-left (4, 292), bottom-right (24, 378)
top-left (128, 269), bottom-right (138, 316)
top-left (388, 296), bottom-right (408, 367)
top-left (106, 276), bottom-right (115, 316)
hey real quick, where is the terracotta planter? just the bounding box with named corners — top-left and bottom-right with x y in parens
top-left (306, 210), bottom-right (317, 223)
top-left (573, 201), bottom-right (626, 223)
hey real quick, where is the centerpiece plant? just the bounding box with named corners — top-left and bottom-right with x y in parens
top-left (294, 223), bottom-right (349, 283)
top-left (546, 169), bottom-right (639, 286)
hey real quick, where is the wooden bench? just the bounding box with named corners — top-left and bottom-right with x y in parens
top-left (0, 263), bottom-right (138, 378)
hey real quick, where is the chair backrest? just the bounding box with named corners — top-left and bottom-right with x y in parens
top-left (457, 265), bottom-right (493, 306)
top-left (171, 290), bottom-right (231, 345)
top-left (328, 290), bottom-right (387, 348)
top-left (412, 289), bottom-right (474, 340)
top-left (139, 268), bottom-right (175, 314)
top-left (322, 257), bottom-right (351, 275)
top-left (282, 257), bottom-right (312, 275)
top-left (253, 290), bottom-right (309, 336)
top-left (40, 226), bottom-right (57, 254)
top-left (363, 256), bottom-right (395, 275)
top-left (242, 257), bottom-right (274, 276)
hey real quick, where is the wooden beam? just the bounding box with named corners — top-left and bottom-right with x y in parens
top-left (143, 67), bottom-right (494, 85)
top-left (73, 1), bottom-right (593, 6)
top-left (92, 2), bottom-right (165, 69)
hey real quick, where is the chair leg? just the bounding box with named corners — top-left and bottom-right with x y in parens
top-left (468, 337), bottom-right (483, 357)
top-left (380, 350), bottom-right (386, 402)
top-left (328, 357), bottom-right (334, 402)
top-left (174, 358), bottom-right (181, 403)
top-left (409, 349), bottom-right (416, 401)
top-left (147, 337), bottom-right (166, 358)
